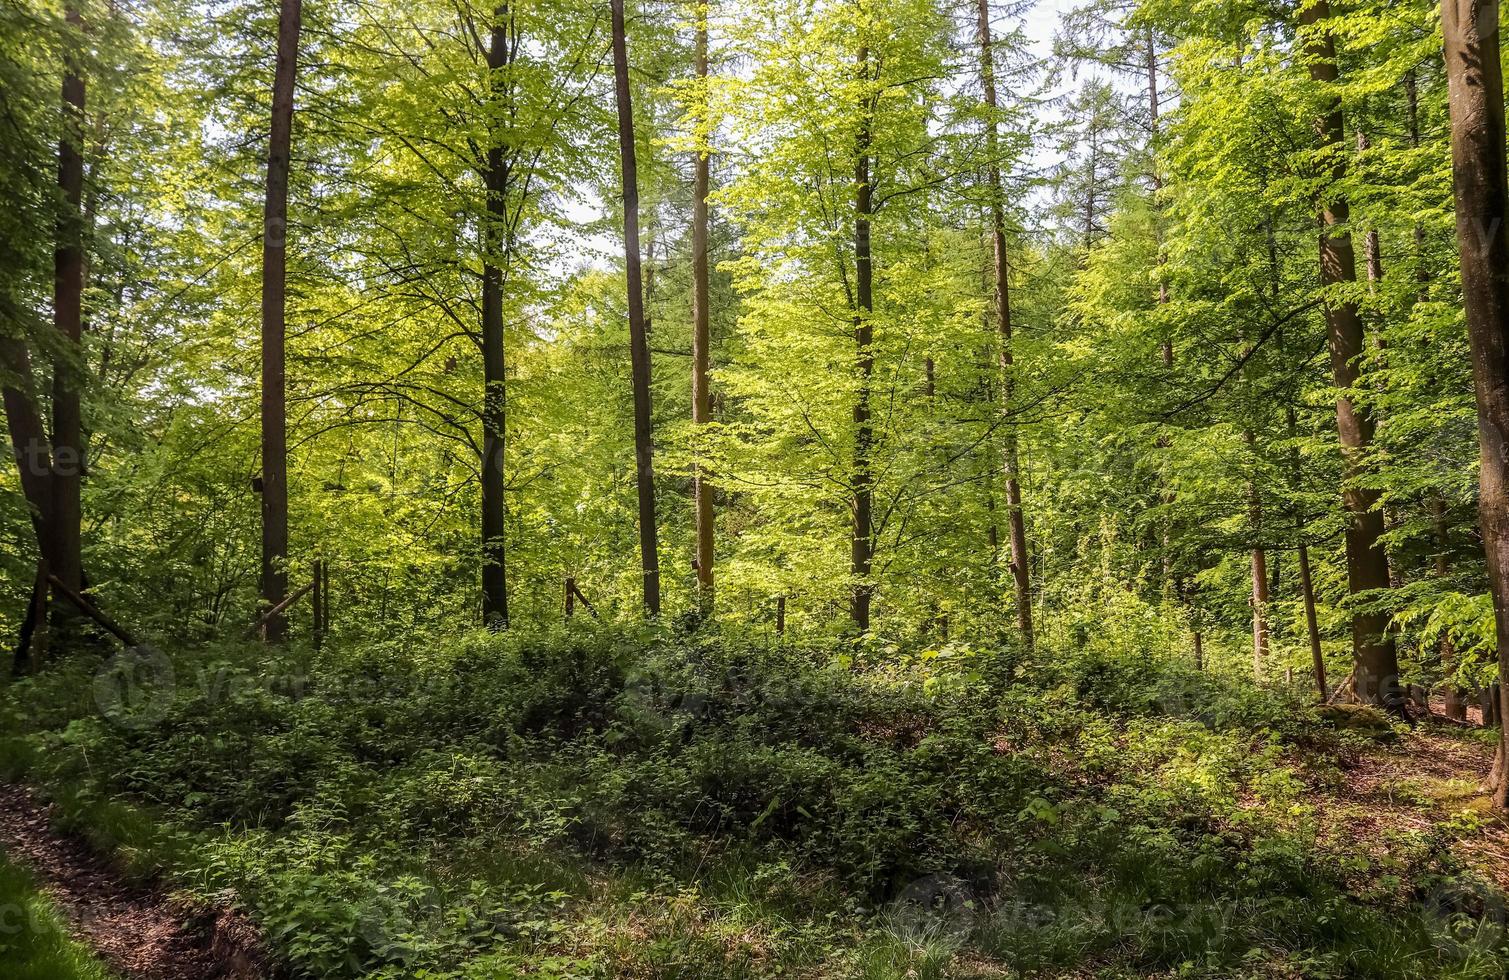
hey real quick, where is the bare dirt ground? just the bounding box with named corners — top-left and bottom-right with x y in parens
top-left (0, 783), bottom-right (267, 979)
top-left (1308, 721), bottom-right (1509, 894)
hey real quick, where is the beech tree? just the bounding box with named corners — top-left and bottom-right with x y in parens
top-left (976, 0), bottom-right (1034, 648)
top-left (480, 5), bottom-right (513, 627)
top-left (1298, 0), bottom-right (1399, 708)
top-left (690, 0), bottom-right (715, 611)
top-left (611, 0), bottom-right (662, 616)
top-left (259, 0), bottom-right (301, 641)
top-left (1441, 0), bottom-right (1509, 806)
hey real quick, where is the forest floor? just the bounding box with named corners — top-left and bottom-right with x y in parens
top-left (2, 715), bottom-right (1506, 979)
top-left (0, 783), bottom-right (265, 979)
top-left (1, 722), bottom-right (1505, 979)
top-left (1305, 722), bottom-right (1509, 894)
top-left (2, 629), bottom-right (1507, 979)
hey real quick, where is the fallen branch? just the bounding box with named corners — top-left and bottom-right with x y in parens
top-left (46, 574), bottom-right (138, 647)
top-left (565, 578), bottom-right (599, 619)
top-left (244, 578), bottom-right (317, 639)
top-left (1422, 711), bottom-right (1477, 729)
top-left (1325, 669), bottom-right (1356, 705)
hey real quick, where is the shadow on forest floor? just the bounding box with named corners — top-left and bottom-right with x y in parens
top-left (0, 625), bottom-right (1506, 978)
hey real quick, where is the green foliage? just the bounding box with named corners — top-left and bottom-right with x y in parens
top-left (3, 0), bottom-right (1509, 977)
top-left (0, 851), bottom-right (117, 980)
top-left (3, 626), bottom-right (1506, 978)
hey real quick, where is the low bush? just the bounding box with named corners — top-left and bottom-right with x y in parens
top-left (1, 624), bottom-right (1503, 978)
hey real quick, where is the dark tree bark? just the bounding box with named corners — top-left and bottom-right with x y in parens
top-left (1299, 0), bottom-right (1400, 708)
top-left (975, 0), bottom-right (1033, 647)
top-left (1297, 541), bottom-right (1326, 696)
top-left (1441, 0), bottom-right (1509, 806)
top-left (610, 0), bottom-right (661, 616)
top-left (849, 44), bottom-right (875, 633)
top-left (690, 1), bottom-right (714, 612)
top-left (480, 5), bottom-right (512, 627)
top-left (50, 2), bottom-right (87, 600)
top-left (1, 338), bottom-right (55, 554)
top-left (259, 0), bottom-right (301, 642)
top-left (1284, 401), bottom-right (1326, 698)
top-left (1432, 498), bottom-right (1468, 719)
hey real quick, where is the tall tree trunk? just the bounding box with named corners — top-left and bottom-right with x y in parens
top-left (975, 0), bottom-right (1033, 647)
top-left (690, 1), bottom-right (715, 612)
top-left (1405, 70), bottom-right (1431, 303)
top-left (1271, 224), bottom-right (1327, 698)
top-left (849, 44), bottom-right (875, 633)
top-left (1144, 25), bottom-right (1172, 362)
top-left (1, 339), bottom-right (55, 560)
top-left (1432, 497), bottom-right (1467, 719)
top-left (1300, 0), bottom-right (1400, 708)
top-left (1297, 541), bottom-right (1326, 696)
top-left (1290, 404), bottom-right (1326, 698)
top-left (1246, 430), bottom-right (1269, 680)
top-left (610, 0), bottom-right (661, 616)
top-left (1441, 0), bottom-right (1509, 806)
top-left (1251, 543), bottom-right (1269, 678)
top-left (259, 0), bottom-right (301, 642)
top-left (480, 6), bottom-right (512, 627)
top-left (50, 2), bottom-right (87, 601)
top-left (1144, 28), bottom-right (1180, 596)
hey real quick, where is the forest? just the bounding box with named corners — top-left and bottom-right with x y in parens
top-left (3, 0), bottom-right (1509, 976)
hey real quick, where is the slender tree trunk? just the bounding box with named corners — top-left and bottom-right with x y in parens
top-left (1355, 130), bottom-right (1385, 290)
top-left (1300, 0), bottom-right (1400, 708)
top-left (1191, 595), bottom-right (1204, 670)
top-left (1297, 542), bottom-right (1326, 696)
top-left (1242, 427), bottom-right (1269, 678)
top-left (849, 44), bottom-right (875, 633)
top-left (1441, 0), bottom-right (1509, 806)
top-left (1, 339), bottom-right (55, 556)
top-left (1280, 263), bottom-right (1325, 697)
top-left (1145, 25), bottom-right (1173, 363)
top-left (1432, 497), bottom-right (1467, 719)
top-left (610, 0), bottom-right (661, 616)
top-left (480, 6), bottom-right (512, 627)
top-left (50, 2), bottom-right (87, 602)
top-left (1144, 28), bottom-right (1181, 598)
top-left (259, 0), bottom-right (301, 642)
top-left (1251, 545), bottom-right (1269, 678)
top-left (690, 2), bottom-right (715, 612)
top-left (975, 0), bottom-right (1033, 647)
top-left (1405, 70), bottom-right (1431, 303)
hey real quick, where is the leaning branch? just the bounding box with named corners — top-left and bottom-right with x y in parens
top-left (46, 574), bottom-right (139, 647)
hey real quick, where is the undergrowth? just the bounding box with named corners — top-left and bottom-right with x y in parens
top-left (0, 624), bottom-right (1504, 978)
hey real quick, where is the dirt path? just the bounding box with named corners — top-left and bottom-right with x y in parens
top-left (0, 784), bottom-right (267, 979)
top-left (1310, 725), bottom-right (1509, 893)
